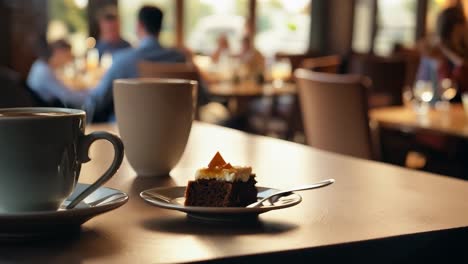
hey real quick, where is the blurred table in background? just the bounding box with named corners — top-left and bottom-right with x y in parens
top-left (370, 104), bottom-right (468, 179)
top-left (209, 81), bottom-right (297, 139)
top-left (56, 49), bottom-right (112, 91)
top-left (57, 69), bottom-right (104, 91)
top-left (370, 104), bottom-right (468, 138)
top-left (209, 81), bottom-right (296, 98)
top-left (194, 54), bottom-right (298, 138)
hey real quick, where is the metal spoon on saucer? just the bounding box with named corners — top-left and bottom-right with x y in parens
top-left (247, 179), bottom-right (335, 208)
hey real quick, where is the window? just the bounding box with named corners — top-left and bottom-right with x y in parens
top-left (352, 0), bottom-right (374, 53)
top-left (256, 0), bottom-right (312, 56)
top-left (47, 0), bottom-right (88, 55)
top-left (184, 0), bottom-right (248, 55)
top-left (47, 0), bottom-right (313, 56)
top-left (374, 0), bottom-right (417, 55)
top-left (119, 0), bottom-right (175, 47)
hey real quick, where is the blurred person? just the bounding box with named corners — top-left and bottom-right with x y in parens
top-left (417, 6), bottom-right (468, 98)
top-left (86, 5), bottom-right (186, 122)
top-left (95, 6), bottom-right (131, 56)
top-left (27, 37), bottom-right (88, 108)
top-left (436, 6), bottom-right (468, 83)
top-left (211, 34), bottom-right (231, 63)
top-left (238, 35), bottom-right (265, 77)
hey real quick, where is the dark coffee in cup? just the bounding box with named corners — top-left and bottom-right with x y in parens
top-left (0, 111), bottom-right (69, 117)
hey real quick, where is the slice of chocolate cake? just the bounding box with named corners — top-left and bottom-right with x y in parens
top-left (184, 152), bottom-right (257, 207)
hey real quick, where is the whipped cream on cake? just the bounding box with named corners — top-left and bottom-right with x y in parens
top-left (195, 166), bottom-right (252, 182)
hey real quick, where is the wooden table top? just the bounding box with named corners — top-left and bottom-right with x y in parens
top-left (57, 69), bottom-right (104, 91)
top-left (208, 81), bottom-right (296, 97)
top-left (4, 122), bottom-right (468, 263)
top-left (370, 104), bottom-right (468, 138)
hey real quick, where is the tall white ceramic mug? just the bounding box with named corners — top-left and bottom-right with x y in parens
top-left (113, 78), bottom-right (197, 176)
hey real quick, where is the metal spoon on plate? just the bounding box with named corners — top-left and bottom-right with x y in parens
top-left (247, 178), bottom-right (335, 208)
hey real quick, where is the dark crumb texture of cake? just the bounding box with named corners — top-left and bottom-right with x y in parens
top-left (184, 176), bottom-right (257, 207)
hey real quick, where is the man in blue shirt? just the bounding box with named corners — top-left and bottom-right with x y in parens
top-left (86, 5), bottom-right (186, 122)
top-left (27, 39), bottom-right (88, 108)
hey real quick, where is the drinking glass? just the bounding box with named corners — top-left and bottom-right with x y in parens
top-left (86, 48), bottom-right (99, 70)
top-left (437, 78), bottom-right (457, 111)
top-left (402, 85), bottom-right (414, 107)
top-left (100, 53), bottom-right (113, 71)
top-left (413, 80), bottom-right (434, 115)
top-left (271, 58), bottom-right (292, 89)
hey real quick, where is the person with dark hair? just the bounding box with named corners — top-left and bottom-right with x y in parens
top-left (27, 38), bottom-right (88, 108)
top-left (95, 6), bottom-right (131, 56)
top-left (436, 6), bottom-right (468, 58)
top-left (417, 6), bottom-right (468, 97)
top-left (86, 5), bottom-right (186, 122)
top-left (435, 7), bottom-right (468, 88)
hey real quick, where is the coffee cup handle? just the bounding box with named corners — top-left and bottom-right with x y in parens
top-left (66, 131), bottom-right (124, 209)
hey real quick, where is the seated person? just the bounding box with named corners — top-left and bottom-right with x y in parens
top-left (436, 7), bottom-right (468, 95)
top-left (86, 5), bottom-right (186, 122)
top-left (95, 6), bottom-right (131, 56)
top-left (211, 34), bottom-right (231, 64)
top-left (417, 6), bottom-right (468, 99)
top-left (27, 38), bottom-right (88, 108)
top-left (238, 35), bottom-right (265, 78)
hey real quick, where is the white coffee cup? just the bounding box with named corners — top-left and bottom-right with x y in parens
top-left (113, 78), bottom-right (197, 176)
top-left (0, 107), bottom-right (124, 212)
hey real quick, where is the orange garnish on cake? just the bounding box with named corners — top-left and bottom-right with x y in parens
top-left (208, 152), bottom-right (226, 168)
top-left (184, 152), bottom-right (257, 207)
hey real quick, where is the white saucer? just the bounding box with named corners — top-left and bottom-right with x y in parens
top-left (0, 183), bottom-right (128, 240)
top-left (140, 186), bottom-right (302, 223)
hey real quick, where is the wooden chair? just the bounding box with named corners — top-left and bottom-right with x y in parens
top-left (295, 68), bottom-right (374, 160)
top-left (250, 55), bottom-right (343, 141)
top-left (138, 61), bottom-right (229, 122)
top-left (347, 53), bottom-right (406, 108)
top-left (300, 55), bottom-right (342, 74)
top-left (138, 61), bottom-right (210, 103)
top-left (138, 61), bottom-right (199, 81)
top-left (275, 52), bottom-right (318, 72)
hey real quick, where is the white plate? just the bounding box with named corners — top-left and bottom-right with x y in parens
top-left (0, 183), bottom-right (128, 240)
top-left (140, 186), bottom-right (302, 223)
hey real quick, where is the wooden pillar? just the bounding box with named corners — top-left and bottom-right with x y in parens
top-left (309, 0), bottom-right (326, 53)
top-left (311, 0), bottom-right (355, 56)
top-left (0, 0), bottom-right (48, 78)
top-left (0, 0), bottom-right (12, 67)
top-left (369, 0), bottom-right (378, 54)
top-left (175, 0), bottom-right (184, 48)
top-left (416, 0), bottom-right (428, 41)
top-left (247, 0), bottom-right (256, 38)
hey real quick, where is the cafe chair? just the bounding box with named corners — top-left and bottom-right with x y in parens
top-left (138, 61), bottom-right (199, 81)
top-left (295, 68), bottom-right (376, 160)
top-left (347, 53), bottom-right (406, 108)
top-left (138, 61), bottom-right (206, 104)
top-left (275, 52), bottom-right (318, 74)
top-left (300, 55), bottom-right (342, 74)
top-left (138, 61), bottom-right (228, 123)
